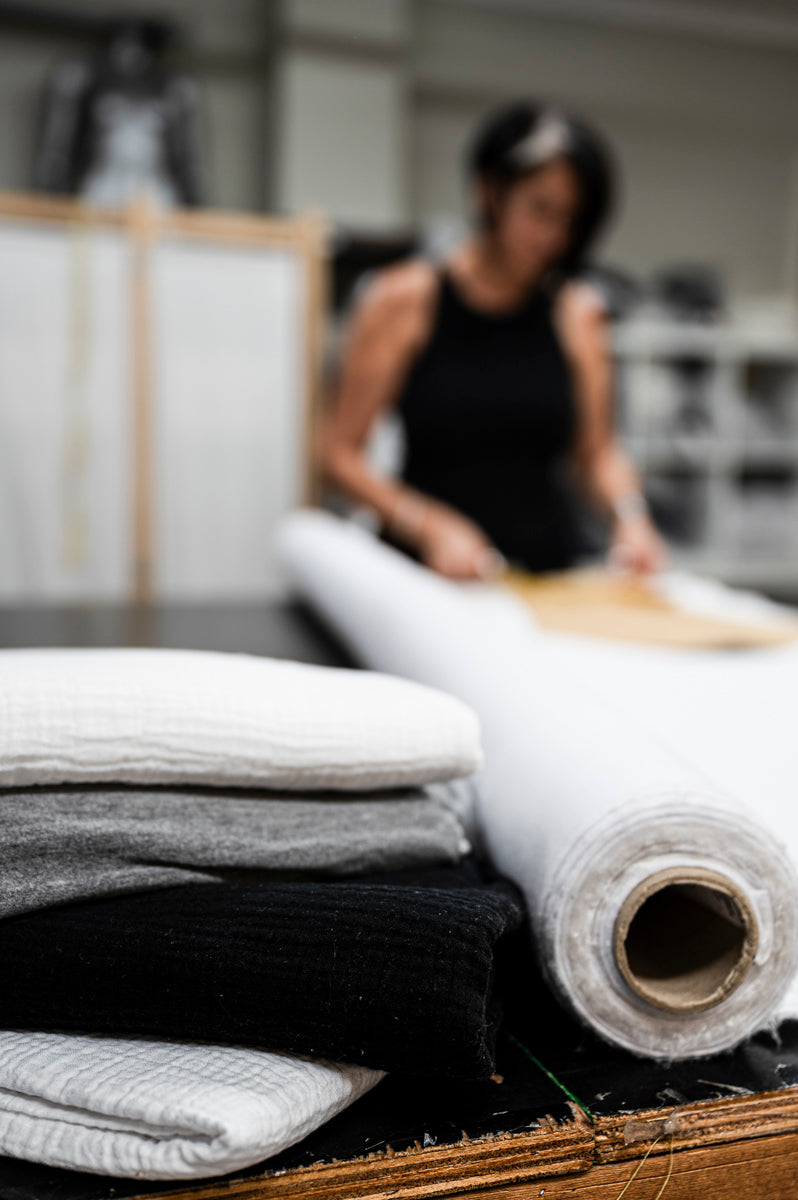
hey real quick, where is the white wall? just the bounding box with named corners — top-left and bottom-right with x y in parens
top-left (409, 0), bottom-right (798, 298)
top-left (275, 0), bottom-right (410, 228)
top-left (275, 50), bottom-right (408, 228)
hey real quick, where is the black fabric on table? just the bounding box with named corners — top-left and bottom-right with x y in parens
top-left (0, 862), bottom-right (524, 1080)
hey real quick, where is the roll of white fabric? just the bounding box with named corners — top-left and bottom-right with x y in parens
top-left (0, 647), bottom-right (480, 790)
top-left (0, 1031), bottom-right (382, 1179)
top-left (276, 510), bottom-right (798, 1059)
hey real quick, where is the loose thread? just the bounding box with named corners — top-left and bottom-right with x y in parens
top-left (506, 1031), bottom-right (594, 1123)
top-left (614, 1135), bottom-right (662, 1200)
top-left (614, 1133), bottom-right (675, 1200)
top-left (652, 1135), bottom-right (675, 1200)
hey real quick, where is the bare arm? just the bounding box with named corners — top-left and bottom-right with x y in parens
top-left (321, 262), bottom-right (430, 526)
top-left (321, 262), bottom-right (501, 578)
top-left (556, 282), bottom-right (667, 573)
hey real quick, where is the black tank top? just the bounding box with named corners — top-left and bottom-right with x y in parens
top-left (396, 268), bottom-right (582, 572)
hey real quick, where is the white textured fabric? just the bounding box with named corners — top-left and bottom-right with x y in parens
top-left (151, 241), bottom-right (305, 600)
top-left (540, 631), bottom-right (798, 1024)
top-left (277, 510), bottom-right (798, 1060)
top-left (0, 222), bottom-right (313, 603)
top-left (653, 570), bottom-right (797, 628)
top-left (0, 1032), bottom-right (382, 1180)
top-left (0, 647), bottom-right (481, 790)
top-left (0, 224), bottom-right (132, 601)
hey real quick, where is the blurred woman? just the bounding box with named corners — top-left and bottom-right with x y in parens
top-left (321, 101), bottom-right (665, 579)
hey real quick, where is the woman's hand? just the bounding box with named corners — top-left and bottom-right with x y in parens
top-left (417, 503), bottom-right (503, 580)
top-left (608, 514), bottom-right (668, 576)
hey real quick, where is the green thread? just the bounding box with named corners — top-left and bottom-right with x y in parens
top-left (506, 1031), bottom-right (595, 1124)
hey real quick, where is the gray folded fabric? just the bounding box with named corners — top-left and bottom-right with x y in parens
top-left (0, 783), bottom-right (472, 918)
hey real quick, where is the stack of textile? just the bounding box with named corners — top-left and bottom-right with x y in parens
top-left (0, 647), bottom-right (523, 1180)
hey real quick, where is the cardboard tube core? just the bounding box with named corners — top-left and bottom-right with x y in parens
top-left (614, 867), bottom-right (758, 1014)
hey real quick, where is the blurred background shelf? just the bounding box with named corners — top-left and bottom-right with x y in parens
top-left (614, 317), bottom-right (798, 589)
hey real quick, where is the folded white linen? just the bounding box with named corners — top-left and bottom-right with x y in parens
top-left (0, 1031), bottom-right (383, 1180)
top-left (0, 647), bottom-right (481, 790)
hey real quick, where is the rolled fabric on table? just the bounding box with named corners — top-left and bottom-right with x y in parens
top-left (276, 509), bottom-right (798, 1060)
top-left (0, 1031), bottom-right (382, 1180)
top-left (0, 647), bottom-right (480, 791)
top-left (0, 782), bottom-right (472, 918)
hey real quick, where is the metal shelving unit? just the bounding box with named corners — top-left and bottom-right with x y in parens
top-left (613, 319), bottom-right (798, 589)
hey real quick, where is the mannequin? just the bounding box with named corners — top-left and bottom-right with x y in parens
top-left (34, 18), bottom-right (204, 208)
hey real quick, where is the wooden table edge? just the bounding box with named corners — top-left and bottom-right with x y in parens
top-left (124, 1085), bottom-right (798, 1200)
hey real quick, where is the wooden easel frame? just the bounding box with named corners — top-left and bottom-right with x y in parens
top-left (0, 190), bottom-right (328, 604)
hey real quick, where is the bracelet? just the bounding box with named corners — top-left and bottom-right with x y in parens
top-left (612, 491), bottom-right (648, 524)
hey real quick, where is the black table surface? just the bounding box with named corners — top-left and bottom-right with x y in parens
top-left (1, 601), bottom-right (797, 1200)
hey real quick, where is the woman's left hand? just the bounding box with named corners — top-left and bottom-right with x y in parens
top-left (608, 515), bottom-right (668, 576)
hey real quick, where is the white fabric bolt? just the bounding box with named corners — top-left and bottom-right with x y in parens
top-left (0, 647), bottom-right (481, 790)
top-left (0, 1032), bottom-right (382, 1179)
top-left (276, 509), bottom-right (798, 1059)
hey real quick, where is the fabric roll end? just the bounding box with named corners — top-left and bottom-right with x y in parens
top-left (613, 866), bottom-right (758, 1015)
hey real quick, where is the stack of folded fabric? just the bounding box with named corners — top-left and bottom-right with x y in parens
top-left (0, 648), bottom-right (523, 1181)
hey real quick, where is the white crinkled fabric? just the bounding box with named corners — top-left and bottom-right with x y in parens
top-left (277, 509), bottom-right (798, 1060)
top-left (0, 1032), bottom-right (382, 1179)
top-left (0, 647), bottom-right (481, 790)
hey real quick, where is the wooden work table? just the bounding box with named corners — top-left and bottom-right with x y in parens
top-left (1, 602), bottom-right (797, 1200)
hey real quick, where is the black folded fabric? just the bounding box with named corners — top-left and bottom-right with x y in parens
top-left (0, 863), bottom-right (523, 1079)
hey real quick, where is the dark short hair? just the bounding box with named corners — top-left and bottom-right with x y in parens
top-left (466, 100), bottom-right (616, 275)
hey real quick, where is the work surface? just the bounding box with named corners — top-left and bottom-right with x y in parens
top-left (2, 602), bottom-right (798, 1200)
